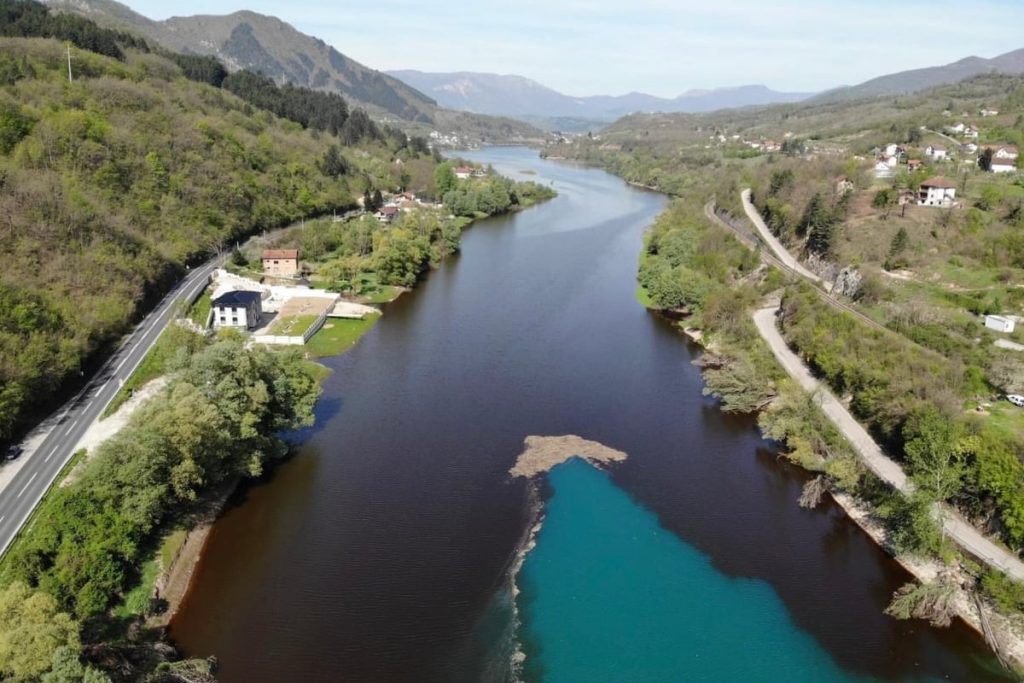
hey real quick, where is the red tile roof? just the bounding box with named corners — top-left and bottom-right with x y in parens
top-left (921, 176), bottom-right (956, 189)
top-left (262, 249), bottom-right (299, 260)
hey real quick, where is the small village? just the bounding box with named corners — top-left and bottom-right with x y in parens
top-left (198, 187), bottom-right (445, 349)
top-left (205, 250), bottom-right (378, 348)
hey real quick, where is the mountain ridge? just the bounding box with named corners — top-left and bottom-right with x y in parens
top-left (386, 69), bottom-right (813, 127)
top-left (44, 0), bottom-right (439, 122)
top-left (812, 47), bottom-right (1024, 103)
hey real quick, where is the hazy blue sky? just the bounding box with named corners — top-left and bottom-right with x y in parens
top-left (125, 0), bottom-right (1024, 97)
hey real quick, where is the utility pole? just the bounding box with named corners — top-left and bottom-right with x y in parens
top-left (66, 43), bottom-right (73, 83)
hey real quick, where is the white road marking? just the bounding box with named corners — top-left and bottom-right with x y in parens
top-left (114, 353), bottom-right (131, 374)
top-left (17, 472), bottom-right (38, 498)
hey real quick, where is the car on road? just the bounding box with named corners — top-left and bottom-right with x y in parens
top-left (4, 445), bottom-right (24, 461)
top-left (1007, 394), bottom-right (1024, 408)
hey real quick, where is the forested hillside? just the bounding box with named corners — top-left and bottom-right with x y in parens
top-left (0, 19), bottom-right (431, 444)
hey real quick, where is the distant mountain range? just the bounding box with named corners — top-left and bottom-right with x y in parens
top-left (386, 71), bottom-right (813, 129)
top-left (812, 47), bottom-right (1024, 103)
top-left (43, 0), bottom-right (1024, 133)
top-left (45, 0), bottom-right (439, 122)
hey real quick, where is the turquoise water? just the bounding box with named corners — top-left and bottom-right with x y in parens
top-left (517, 459), bottom-right (872, 683)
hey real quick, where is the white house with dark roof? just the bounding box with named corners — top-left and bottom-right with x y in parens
top-left (212, 290), bottom-right (263, 330)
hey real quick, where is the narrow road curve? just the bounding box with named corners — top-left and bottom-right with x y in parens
top-left (740, 188), bottom-right (824, 284)
top-left (705, 199), bottom-right (894, 337)
top-left (0, 259), bottom-right (221, 558)
top-left (753, 307), bottom-right (1024, 581)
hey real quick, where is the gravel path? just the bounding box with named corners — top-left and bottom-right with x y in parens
top-left (753, 307), bottom-right (1024, 581)
top-left (741, 189), bottom-right (825, 284)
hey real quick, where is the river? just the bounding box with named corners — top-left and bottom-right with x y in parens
top-left (170, 147), bottom-right (1007, 681)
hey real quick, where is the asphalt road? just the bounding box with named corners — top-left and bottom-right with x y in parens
top-left (0, 259), bottom-right (220, 558)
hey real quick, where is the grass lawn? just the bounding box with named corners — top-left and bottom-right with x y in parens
top-left (114, 526), bottom-right (188, 619)
top-left (306, 314), bottom-right (381, 358)
top-left (115, 555), bottom-right (161, 618)
top-left (188, 289), bottom-right (213, 327)
top-left (300, 360), bottom-right (333, 384)
top-left (308, 273), bottom-right (403, 303)
top-left (103, 326), bottom-right (203, 417)
top-left (267, 314), bottom-right (319, 337)
top-left (363, 285), bottom-right (401, 304)
top-left (983, 400), bottom-right (1024, 442)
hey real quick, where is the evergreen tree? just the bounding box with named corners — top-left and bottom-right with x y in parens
top-left (807, 220), bottom-right (835, 257)
top-left (799, 192), bottom-right (827, 237)
top-left (320, 144), bottom-right (347, 177)
top-left (885, 227), bottom-right (909, 270)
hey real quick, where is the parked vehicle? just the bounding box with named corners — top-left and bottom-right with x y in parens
top-left (5, 445), bottom-right (24, 461)
top-left (1007, 394), bottom-right (1024, 408)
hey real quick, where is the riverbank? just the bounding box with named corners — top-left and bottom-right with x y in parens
top-left (635, 193), bottom-right (1024, 674)
top-left (830, 490), bottom-right (1024, 671)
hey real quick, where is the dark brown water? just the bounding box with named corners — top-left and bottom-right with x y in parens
top-left (171, 148), bottom-right (1007, 682)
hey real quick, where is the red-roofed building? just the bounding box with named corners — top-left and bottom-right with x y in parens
top-left (374, 206), bottom-right (400, 223)
top-left (262, 249), bottom-right (300, 277)
top-left (454, 166), bottom-right (473, 179)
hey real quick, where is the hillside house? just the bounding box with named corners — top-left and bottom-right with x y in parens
top-left (962, 142), bottom-right (979, 154)
top-left (907, 159), bottom-right (924, 172)
top-left (262, 249), bottom-right (300, 278)
top-left (374, 206), bottom-right (399, 223)
top-left (454, 166), bottom-right (473, 179)
top-left (882, 143), bottom-right (903, 157)
top-left (981, 108), bottom-right (1000, 117)
top-left (964, 125), bottom-right (979, 139)
top-left (925, 144), bottom-right (948, 161)
top-left (918, 176), bottom-right (957, 207)
top-left (212, 290), bottom-right (263, 330)
top-left (873, 160), bottom-right (894, 178)
top-left (947, 123), bottom-right (966, 134)
top-left (985, 315), bottom-right (1016, 334)
top-left (989, 145), bottom-right (1019, 173)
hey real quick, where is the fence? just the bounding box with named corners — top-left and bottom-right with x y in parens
top-left (252, 311), bottom-right (327, 346)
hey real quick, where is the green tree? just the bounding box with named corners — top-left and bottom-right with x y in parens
top-left (798, 192), bottom-right (828, 237)
top-left (903, 406), bottom-right (964, 501)
top-left (807, 219), bottom-right (836, 257)
top-left (319, 144), bottom-right (347, 178)
top-left (0, 583), bottom-right (80, 681)
top-left (872, 188), bottom-right (896, 219)
top-left (434, 162), bottom-right (457, 196)
top-left (885, 226), bottom-right (909, 270)
top-left (41, 646), bottom-right (111, 683)
top-left (372, 228), bottom-right (428, 286)
top-left (979, 148), bottom-right (994, 172)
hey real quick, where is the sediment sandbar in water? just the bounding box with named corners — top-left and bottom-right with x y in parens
top-left (509, 435), bottom-right (628, 478)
